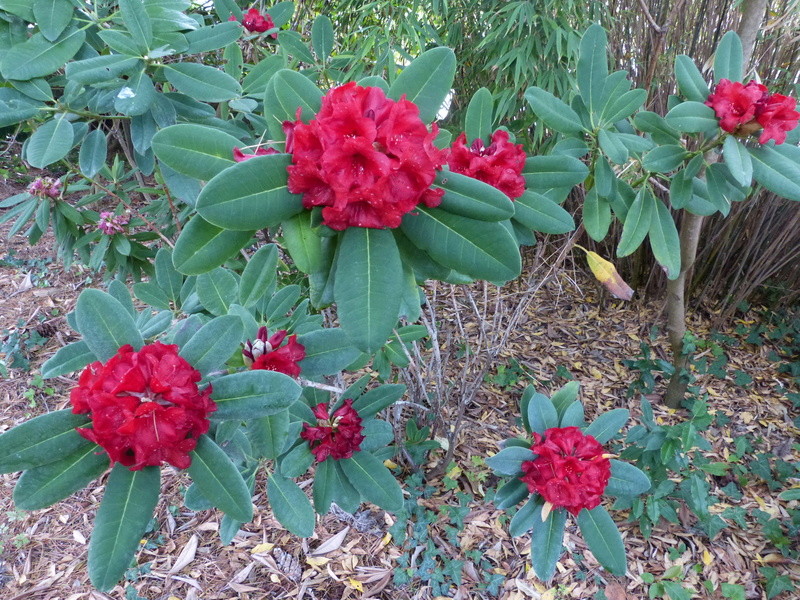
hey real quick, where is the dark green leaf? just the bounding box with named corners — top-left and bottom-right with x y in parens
top-left (665, 101), bottom-right (718, 133)
top-left (239, 243), bottom-right (278, 308)
top-left (313, 457), bottom-right (335, 514)
top-left (210, 370), bottom-right (302, 421)
top-left (713, 31), bottom-right (743, 82)
top-left (79, 129), bottom-right (108, 178)
top-left (509, 494), bottom-right (542, 537)
top-left (187, 435), bottom-right (253, 522)
top-left (583, 409), bottom-right (629, 443)
top-left (527, 392), bottom-right (558, 434)
top-left (617, 187), bottom-right (653, 257)
top-left (486, 446), bottom-right (535, 476)
top-left (388, 46), bottom-right (456, 123)
top-left (172, 216), bottom-right (253, 275)
top-left (524, 86), bottom-right (584, 134)
top-left (605, 460), bottom-right (651, 497)
top-left (0, 29), bottom-right (86, 80)
top-left (513, 191), bottom-right (575, 234)
top-left (577, 505), bottom-right (626, 575)
top-left (750, 145), bottom-right (800, 201)
top-left (340, 452), bottom-right (402, 511)
top-left (311, 15), bottom-right (333, 61)
top-left (494, 477), bottom-right (529, 509)
top-left (179, 314), bottom-right (243, 375)
top-left (464, 87), bottom-right (493, 143)
top-left (119, 0), bottom-right (153, 51)
top-left (76, 289), bottom-right (143, 361)
top-left (641, 145), bottom-right (687, 173)
top-left (297, 328), bottom-right (362, 380)
top-left (530, 504), bottom-right (567, 581)
top-left (152, 124), bottom-right (239, 181)
top-left (674, 55), bottom-right (710, 103)
top-left (583, 188), bottom-right (612, 242)
top-left (436, 169), bottom-right (514, 221)
top-left (185, 21), bottom-right (243, 53)
top-left (577, 24), bottom-right (609, 118)
top-left (351, 384), bottom-right (406, 419)
top-left (41, 341), bottom-right (95, 379)
top-left (26, 116), bottom-right (74, 168)
top-left (33, 0), bottom-right (73, 42)
top-left (722, 136), bottom-right (752, 186)
top-left (248, 411), bottom-right (291, 459)
top-left (164, 63), bottom-right (241, 102)
top-left (263, 69), bottom-right (323, 139)
top-left (196, 267), bottom-right (238, 315)
top-left (648, 198), bottom-right (681, 279)
top-left (279, 442), bottom-right (315, 478)
top-left (267, 472), bottom-right (315, 536)
top-left (0, 409), bottom-right (90, 473)
top-left (523, 155), bottom-right (589, 190)
top-left (598, 129), bottom-right (628, 164)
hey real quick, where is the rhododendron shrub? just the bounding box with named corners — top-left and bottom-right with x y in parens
top-left (488, 383), bottom-right (650, 581)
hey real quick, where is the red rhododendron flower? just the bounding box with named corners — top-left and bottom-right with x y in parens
top-left (232, 8), bottom-right (277, 37)
top-left (705, 79), bottom-right (767, 134)
top-left (447, 130), bottom-right (526, 200)
top-left (300, 399), bottom-right (365, 462)
top-left (520, 426), bottom-right (611, 515)
top-left (70, 342), bottom-right (215, 471)
top-left (233, 146), bottom-right (279, 162)
top-left (755, 93), bottom-right (800, 145)
top-left (243, 326), bottom-right (305, 377)
top-left (285, 82), bottom-right (446, 230)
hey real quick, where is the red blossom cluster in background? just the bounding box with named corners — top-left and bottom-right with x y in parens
top-left (233, 146), bottom-right (279, 162)
top-left (447, 130), bottom-right (526, 200)
top-left (27, 176), bottom-right (61, 199)
top-left (520, 426), bottom-right (611, 515)
top-left (243, 326), bottom-right (305, 377)
top-left (300, 399), bottom-right (365, 461)
top-left (97, 211), bottom-right (130, 235)
top-left (70, 343), bottom-right (216, 470)
top-left (284, 82), bottom-right (446, 230)
top-left (229, 7), bottom-right (277, 37)
top-left (705, 78), bottom-right (800, 145)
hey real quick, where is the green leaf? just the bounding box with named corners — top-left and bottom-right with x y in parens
top-left (550, 381), bottom-right (581, 418)
top-left (486, 446), bottom-right (535, 476)
top-left (334, 228), bottom-right (403, 353)
top-left (210, 370), bottom-right (302, 421)
top-left (311, 14), bottom-right (333, 61)
top-left (761, 566), bottom-right (795, 599)
top-left (388, 46), bottom-right (455, 123)
top-left (65, 55), bottom-right (142, 85)
top-left (248, 411), bottom-right (290, 460)
top-left (187, 435), bottom-right (253, 522)
top-left (340, 452), bottom-right (403, 511)
top-left (0, 409), bottom-right (90, 473)
top-left (641, 145), bottom-right (687, 173)
top-left (722, 136), bottom-right (753, 186)
top-left (649, 198), bottom-right (681, 279)
top-left (577, 505), bottom-right (626, 575)
top-left (633, 111), bottom-right (681, 143)
top-left (33, 0), bottom-right (73, 42)
top-left (88, 465), bottom-right (160, 592)
top-left (263, 69), bottom-right (323, 139)
top-left (297, 328), bottom-right (362, 380)
top-left (494, 477), bottom-right (529, 509)
top-left (436, 169), bottom-right (514, 221)
top-left (185, 21), bottom-right (242, 53)
top-left (583, 408), bottom-right (629, 443)
top-left (750, 145), bottom-right (800, 201)
top-left (76, 289), bottom-right (143, 361)
top-left (14, 443), bottom-right (107, 510)
top-left (401, 207), bottom-right (521, 284)
top-left (266, 1), bottom-right (295, 27)
top-left (154, 247), bottom-right (182, 302)
top-left (133, 282), bottom-right (171, 310)
top-left (713, 31), bottom-right (743, 83)
top-left (577, 24), bottom-right (609, 118)
top-left (26, 116), bottom-right (74, 168)
top-left (465, 87), bottom-right (493, 143)
top-left (530, 504), bottom-right (567, 581)
top-left (351, 384), bottom-right (406, 419)
top-left (0, 28), bottom-right (85, 81)
top-left (113, 69), bottom-right (156, 116)
top-left (164, 63), bottom-right (241, 102)
top-left (665, 101), bottom-right (718, 133)
top-left (524, 86), bottom-right (585, 134)
top-left (152, 124), bottom-right (239, 181)
top-left (598, 129), bottom-right (628, 164)
top-left (196, 154), bottom-right (303, 230)
top-left (196, 267), bottom-right (238, 315)
top-left (617, 187), bottom-right (654, 257)
top-left (41, 340), bottom-right (95, 379)
top-left (527, 392), bottom-right (558, 434)
top-left (605, 460), bottom-right (651, 497)
top-left (279, 442), bottom-right (315, 477)
top-left (523, 155), bottom-right (589, 190)
top-left (514, 191), bottom-right (575, 234)
top-left (509, 494), bottom-right (542, 537)
top-left (669, 170), bottom-right (693, 210)
top-left (79, 129), bottom-right (108, 178)
top-left (601, 88), bottom-right (646, 126)
top-left (583, 188), bottom-right (612, 242)
top-left (239, 243), bottom-right (278, 307)
top-left (560, 401), bottom-right (585, 428)
top-left (118, 0), bottom-right (153, 52)
top-left (179, 315), bottom-right (243, 375)
top-left (172, 216), bottom-right (253, 275)
top-left (242, 54), bottom-right (286, 95)
top-left (281, 211), bottom-right (322, 274)
top-left (674, 55), bottom-right (710, 103)
top-left (277, 30), bottom-right (315, 63)
top-left (313, 457), bottom-right (335, 514)
top-left (267, 472), bottom-right (316, 537)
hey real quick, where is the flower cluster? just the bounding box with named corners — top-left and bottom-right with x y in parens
top-left (97, 211), bottom-right (130, 235)
top-left (243, 326), bottom-right (305, 377)
top-left (705, 79), bottom-right (800, 145)
top-left (70, 343), bottom-right (216, 470)
top-left (27, 177), bottom-right (61, 199)
top-left (230, 7), bottom-right (277, 37)
top-left (447, 130), bottom-right (526, 199)
top-left (520, 426), bottom-right (611, 515)
top-left (300, 399), bottom-right (365, 461)
top-left (233, 146), bottom-right (279, 162)
top-left (285, 82), bottom-right (446, 230)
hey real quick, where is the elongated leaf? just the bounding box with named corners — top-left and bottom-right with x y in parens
top-left (713, 31), bottom-right (743, 82)
top-left (313, 457), bottom-right (335, 514)
top-left (722, 136), bottom-right (752, 186)
top-left (248, 411), bottom-right (290, 460)
top-left (509, 494), bottom-right (542, 537)
top-left (196, 154), bottom-right (303, 230)
top-left (76, 289), bottom-right (143, 361)
top-left (523, 155), bottom-right (589, 191)
top-left (401, 207), bottom-right (520, 283)
top-left (187, 436), bottom-right (253, 522)
top-left (583, 188), bottom-right (612, 242)
top-left (297, 328), bottom-right (362, 380)
top-left (211, 370), bottom-right (302, 421)
top-left (616, 187), bottom-right (653, 257)
top-left (0, 409), bottom-right (89, 473)
top-left (154, 247), bottom-right (182, 303)
top-left (14, 443), bottom-right (107, 510)
top-left (41, 340), bottom-right (95, 379)
top-left (239, 244), bottom-right (278, 307)
top-left (334, 228), bottom-right (403, 353)
top-left (263, 69), bottom-right (323, 138)
top-left (577, 505), bottom-right (627, 575)
top-left (196, 267), bottom-right (238, 315)
top-left (605, 460), bottom-right (651, 497)
top-left (494, 477), bottom-right (529, 509)
top-left (435, 169), bottom-right (514, 221)
top-left (88, 465), bottom-right (160, 592)
top-left (642, 145), bottom-right (687, 173)
top-left (388, 46), bottom-right (455, 123)
top-left (583, 408), bottom-right (629, 443)
top-left (179, 315), bottom-right (243, 375)
top-left (119, 0), bottom-right (152, 51)
top-left (133, 282), bottom-right (171, 310)
top-left (577, 24), bottom-right (609, 117)
top-left (340, 452), bottom-right (402, 511)
top-left (66, 55), bottom-right (142, 85)
top-left (601, 88), bottom-right (646, 125)
top-left (267, 472), bottom-right (315, 536)
top-left (34, 0), bottom-right (73, 42)
top-left (530, 503), bottom-right (568, 581)
top-left (486, 446), bottom-right (535, 476)
top-left (674, 55), bottom-right (710, 102)
top-left (513, 191), bottom-right (575, 234)
top-left (79, 129), bottom-right (108, 178)
top-left (279, 441), bottom-right (315, 477)
top-left (524, 86), bottom-right (584, 134)
top-left (598, 129), bottom-right (628, 164)
top-left (311, 14), bottom-right (333, 61)
top-left (648, 199), bottom-right (681, 279)
top-left (172, 216), bottom-right (253, 275)
top-left (152, 124), bottom-right (240, 181)
top-left (26, 116), bottom-right (74, 168)
top-left (550, 381), bottom-right (581, 418)
top-left (242, 54), bottom-right (286, 95)
top-left (750, 145), bottom-right (800, 201)
top-left (527, 392), bottom-right (558, 434)
top-left (351, 383), bottom-right (405, 418)
top-left (665, 101), bottom-right (718, 133)
top-left (0, 29), bottom-right (85, 81)
top-left (164, 63), bottom-right (241, 102)
top-left (114, 69), bottom-right (156, 116)
top-left (465, 87), bottom-right (493, 143)
top-left (185, 21), bottom-right (243, 53)
top-left (281, 211), bottom-right (322, 274)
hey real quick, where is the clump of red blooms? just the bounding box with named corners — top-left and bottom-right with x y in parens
top-left (284, 82), bottom-right (447, 230)
top-left (446, 130), bottom-right (526, 200)
top-left (300, 399), bottom-right (365, 462)
top-left (229, 8), bottom-right (277, 38)
top-left (705, 79), bottom-right (800, 145)
top-left (233, 146), bottom-right (279, 162)
top-left (97, 211), bottom-right (130, 235)
top-left (520, 426), bottom-right (611, 516)
top-left (27, 177), bottom-right (61, 199)
top-left (243, 326), bottom-right (305, 377)
top-left (70, 343), bottom-right (216, 471)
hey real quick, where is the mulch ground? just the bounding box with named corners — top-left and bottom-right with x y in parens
top-left (1, 184), bottom-right (799, 600)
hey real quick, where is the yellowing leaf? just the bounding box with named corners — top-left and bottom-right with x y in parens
top-left (384, 459), bottom-right (398, 469)
top-left (702, 550), bottom-right (713, 566)
top-left (251, 543), bottom-right (274, 554)
top-left (348, 578), bottom-right (363, 592)
top-left (306, 556), bottom-right (330, 567)
top-left (585, 251), bottom-right (634, 300)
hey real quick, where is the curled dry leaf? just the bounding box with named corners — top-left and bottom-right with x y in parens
top-left (585, 251), bottom-right (635, 300)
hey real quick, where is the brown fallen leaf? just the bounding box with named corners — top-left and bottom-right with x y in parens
top-left (605, 580), bottom-right (628, 600)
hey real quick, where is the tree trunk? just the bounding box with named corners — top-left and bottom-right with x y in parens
top-left (737, 0), bottom-right (767, 70)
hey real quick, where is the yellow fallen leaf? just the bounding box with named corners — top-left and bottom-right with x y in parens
top-left (446, 464), bottom-right (462, 480)
top-left (381, 533), bottom-right (392, 546)
top-left (251, 543), bottom-right (274, 554)
top-left (741, 412), bottom-right (753, 424)
top-left (583, 249), bottom-right (634, 300)
top-left (384, 459), bottom-right (398, 469)
top-left (348, 578), bottom-right (363, 592)
top-left (702, 550), bottom-right (713, 566)
top-left (306, 556), bottom-right (329, 567)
